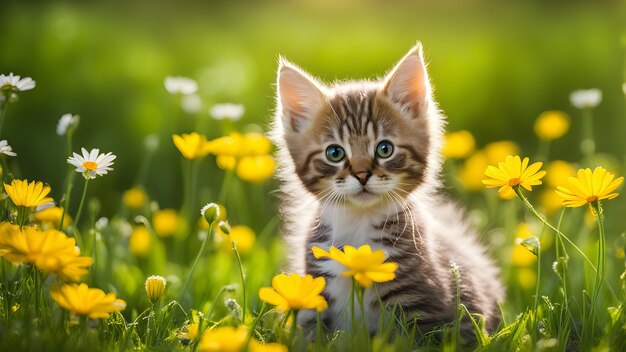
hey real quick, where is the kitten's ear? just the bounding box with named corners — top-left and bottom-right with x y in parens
top-left (277, 58), bottom-right (327, 132)
top-left (382, 43), bottom-right (431, 117)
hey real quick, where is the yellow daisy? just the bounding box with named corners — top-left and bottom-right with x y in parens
top-left (259, 273), bottom-right (328, 312)
top-left (4, 179), bottom-right (53, 208)
top-left (482, 155), bottom-right (546, 197)
top-left (555, 167), bottom-right (624, 207)
top-left (51, 283), bottom-right (126, 319)
top-left (312, 244), bottom-right (398, 288)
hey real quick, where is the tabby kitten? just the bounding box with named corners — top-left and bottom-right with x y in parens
top-left (271, 44), bottom-right (504, 341)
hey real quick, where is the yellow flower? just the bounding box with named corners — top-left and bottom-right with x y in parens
top-left (312, 244), bottom-right (398, 288)
top-left (459, 151), bottom-right (489, 191)
top-left (516, 268), bottom-right (537, 290)
top-left (219, 225), bottom-right (256, 254)
top-left (178, 310), bottom-right (201, 344)
top-left (33, 206), bottom-right (71, 229)
top-left (511, 242), bottom-right (537, 267)
top-left (208, 133), bottom-right (243, 157)
top-left (259, 273), bottom-right (328, 312)
top-left (197, 326), bottom-right (248, 352)
top-left (484, 141), bottom-right (519, 164)
top-left (534, 110), bottom-right (570, 141)
top-left (555, 167), bottom-right (624, 207)
top-left (51, 283), bottom-right (126, 319)
top-left (152, 209), bottom-right (182, 237)
top-left (250, 342), bottom-right (288, 352)
top-left (544, 160), bottom-right (576, 187)
top-left (239, 132), bottom-right (272, 156)
top-left (539, 190), bottom-right (563, 215)
top-left (0, 224), bottom-right (92, 281)
top-left (4, 179), bottom-right (53, 208)
top-left (145, 275), bottom-right (166, 303)
top-left (216, 155), bottom-right (237, 171)
top-left (123, 187), bottom-right (148, 210)
top-left (442, 130), bottom-right (475, 159)
top-left (173, 132), bottom-right (212, 160)
top-left (129, 226), bottom-right (151, 256)
top-left (483, 155), bottom-right (546, 197)
top-left (236, 155), bottom-right (275, 183)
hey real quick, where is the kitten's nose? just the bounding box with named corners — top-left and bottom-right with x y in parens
top-left (353, 171), bottom-right (372, 186)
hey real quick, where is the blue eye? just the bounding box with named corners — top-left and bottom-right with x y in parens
top-left (376, 140), bottom-right (394, 158)
top-left (326, 145), bottom-right (345, 162)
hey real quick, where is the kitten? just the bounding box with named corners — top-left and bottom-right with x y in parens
top-left (271, 44), bottom-right (504, 342)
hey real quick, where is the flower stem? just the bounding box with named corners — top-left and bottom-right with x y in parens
top-left (72, 178), bottom-right (90, 248)
top-left (588, 201), bottom-right (606, 343)
top-left (59, 171), bottom-right (76, 231)
top-left (179, 222), bottom-right (214, 304)
top-left (580, 107), bottom-right (595, 159)
top-left (218, 170), bottom-right (234, 205)
top-left (532, 238), bottom-right (541, 344)
top-left (289, 309), bottom-right (299, 346)
top-left (0, 99), bottom-right (9, 138)
top-left (513, 186), bottom-right (597, 272)
top-left (232, 240), bottom-right (247, 323)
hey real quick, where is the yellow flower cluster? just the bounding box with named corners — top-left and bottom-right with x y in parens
top-left (0, 223), bottom-right (92, 282)
top-left (172, 131), bottom-right (275, 183)
top-left (482, 155), bottom-right (624, 209)
top-left (209, 132), bottom-right (275, 183)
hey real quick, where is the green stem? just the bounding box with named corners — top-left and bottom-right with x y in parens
top-left (581, 107), bottom-right (595, 160)
top-left (589, 201), bottom-right (606, 342)
top-left (59, 171), bottom-right (76, 231)
top-left (179, 222), bottom-right (214, 303)
top-left (72, 178), bottom-right (89, 248)
top-left (218, 170), bottom-right (234, 205)
top-left (533, 238), bottom-right (541, 344)
top-left (0, 98), bottom-right (9, 138)
top-left (232, 240), bottom-right (246, 323)
top-left (289, 309), bottom-right (299, 346)
top-left (513, 186), bottom-right (597, 272)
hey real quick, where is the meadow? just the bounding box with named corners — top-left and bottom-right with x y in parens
top-left (1, 0), bottom-right (626, 351)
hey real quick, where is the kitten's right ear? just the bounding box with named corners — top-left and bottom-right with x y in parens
top-left (277, 58), bottom-right (326, 132)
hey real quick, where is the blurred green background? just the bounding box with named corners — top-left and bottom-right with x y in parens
top-left (1, 0), bottom-right (625, 219)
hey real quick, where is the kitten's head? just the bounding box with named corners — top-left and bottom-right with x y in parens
top-left (273, 44), bottom-right (444, 209)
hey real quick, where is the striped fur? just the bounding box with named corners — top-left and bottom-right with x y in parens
top-left (271, 45), bottom-right (504, 343)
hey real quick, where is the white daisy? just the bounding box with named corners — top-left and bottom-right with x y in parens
top-left (164, 76), bottom-right (198, 95)
top-left (67, 147), bottom-right (116, 179)
top-left (0, 140), bottom-right (16, 157)
top-left (57, 113), bottom-right (80, 136)
top-left (0, 73), bottom-right (36, 92)
top-left (210, 103), bottom-right (244, 121)
top-left (569, 88), bottom-right (602, 109)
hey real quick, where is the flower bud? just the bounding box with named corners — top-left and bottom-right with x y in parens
top-left (200, 203), bottom-right (220, 225)
top-left (218, 220), bottom-right (231, 235)
top-left (145, 275), bottom-right (166, 303)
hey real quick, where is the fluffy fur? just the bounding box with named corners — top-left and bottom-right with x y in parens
top-left (270, 44), bottom-right (504, 342)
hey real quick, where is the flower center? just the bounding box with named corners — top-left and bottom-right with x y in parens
top-left (82, 161), bottom-right (98, 171)
top-left (508, 178), bottom-right (521, 186)
top-left (586, 195), bottom-right (598, 203)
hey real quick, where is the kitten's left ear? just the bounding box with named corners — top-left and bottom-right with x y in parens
top-left (382, 43), bottom-right (431, 117)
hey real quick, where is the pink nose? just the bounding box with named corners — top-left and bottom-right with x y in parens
top-left (354, 172), bottom-right (371, 185)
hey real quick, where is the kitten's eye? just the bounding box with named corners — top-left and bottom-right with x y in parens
top-left (325, 145), bottom-right (345, 162)
top-left (376, 140), bottom-right (394, 158)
